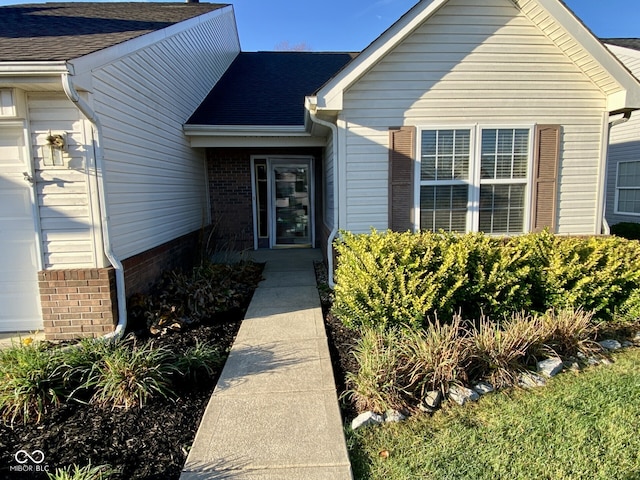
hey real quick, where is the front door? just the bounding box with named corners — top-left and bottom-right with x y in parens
top-left (252, 157), bottom-right (314, 249)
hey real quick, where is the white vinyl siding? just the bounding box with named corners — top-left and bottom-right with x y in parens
top-left (324, 134), bottom-right (335, 227)
top-left (341, 0), bottom-right (606, 235)
top-left (91, 10), bottom-right (240, 260)
top-left (28, 94), bottom-right (97, 269)
top-left (605, 45), bottom-right (640, 225)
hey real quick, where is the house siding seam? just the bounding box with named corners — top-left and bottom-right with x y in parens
top-left (341, 0), bottom-right (606, 235)
top-left (39, 268), bottom-right (117, 341)
top-left (91, 9), bottom-right (240, 260)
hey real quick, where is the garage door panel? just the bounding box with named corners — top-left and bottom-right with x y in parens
top-left (0, 126), bottom-right (42, 332)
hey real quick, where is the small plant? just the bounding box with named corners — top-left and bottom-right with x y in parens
top-left (175, 341), bottom-right (223, 380)
top-left (0, 342), bottom-right (65, 424)
top-left (398, 315), bottom-right (470, 400)
top-left (468, 313), bottom-right (543, 389)
top-left (47, 463), bottom-right (116, 480)
top-left (87, 340), bottom-right (177, 410)
top-left (346, 327), bottom-right (405, 412)
top-left (537, 309), bottom-right (600, 359)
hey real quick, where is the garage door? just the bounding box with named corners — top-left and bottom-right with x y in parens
top-left (0, 125), bottom-right (42, 332)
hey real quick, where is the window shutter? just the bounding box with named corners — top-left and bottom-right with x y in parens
top-left (389, 126), bottom-right (416, 232)
top-left (531, 124), bottom-right (561, 233)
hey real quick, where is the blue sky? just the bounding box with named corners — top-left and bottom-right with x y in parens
top-left (1, 0), bottom-right (638, 52)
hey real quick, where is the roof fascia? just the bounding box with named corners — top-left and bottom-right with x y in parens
top-left (535, 0), bottom-right (640, 110)
top-left (68, 5), bottom-right (236, 75)
top-left (315, 0), bottom-right (448, 111)
top-left (184, 124), bottom-right (310, 136)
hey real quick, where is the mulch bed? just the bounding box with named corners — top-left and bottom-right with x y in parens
top-left (0, 260), bottom-right (358, 480)
top-left (0, 319), bottom-right (242, 480)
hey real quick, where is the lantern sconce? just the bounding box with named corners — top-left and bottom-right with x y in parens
top-left (43, 131), bottom-right (67, 166)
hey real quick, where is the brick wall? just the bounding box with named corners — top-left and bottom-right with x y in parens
top-left (207, 147), bottom-right (324, 251)
top-left (39, 229), bottom-right (204, 340)
top-left (39, 268), bottom-right (117, 340)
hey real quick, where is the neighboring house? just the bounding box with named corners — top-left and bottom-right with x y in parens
top-left (602, 39), bottom-right (640, 227)
top-left (186, 0), bottom-right (640, 288)
top-left (4, 0), bottom-right (640, 339)
top-left (0, 3), bottom-right (240, 337)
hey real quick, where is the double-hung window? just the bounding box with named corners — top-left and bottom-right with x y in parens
top-left (615, 160), bottom-right (640, 215)
top-left (416, 126), bottom-right (532, 234)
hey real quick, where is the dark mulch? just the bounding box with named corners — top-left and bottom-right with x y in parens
top-left (0, 319), bottom-right (242, 480)
top-left (0, 260), bottom-right (360, 479)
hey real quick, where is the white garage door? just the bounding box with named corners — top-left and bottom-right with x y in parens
top-left (0, 125), bottom-right (42, 332)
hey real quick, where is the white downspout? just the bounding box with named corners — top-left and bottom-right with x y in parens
top-left (599, 110), bottom-right (633, 235)
top-left (307, 100), bottom-right (339, 289)
top-left (62, 72), bottom-right (127, 340)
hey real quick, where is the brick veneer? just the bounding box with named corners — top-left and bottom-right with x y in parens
top-left (39, 268), bottom-right (117, 340)
top-left (39, 229), bottom-right (204, 340)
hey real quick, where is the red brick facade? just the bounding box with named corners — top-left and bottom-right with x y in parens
top-left (207, 147), bottom-right (324, 250)
top-left (39, 229), bottom-right (204, 340)
top-left (39, 268), bottom-right (117, 340)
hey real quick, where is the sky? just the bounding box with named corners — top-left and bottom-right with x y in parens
top-left (1, 0), bottom-right (639, 52)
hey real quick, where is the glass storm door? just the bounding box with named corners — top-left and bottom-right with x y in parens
top-left (272, 162), bottom-right (312, 247)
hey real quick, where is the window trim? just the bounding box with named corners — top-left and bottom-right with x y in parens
top-left (414, 124), bottom-right (535, 234)
top-left (614, 159), bottom-right (640, 217)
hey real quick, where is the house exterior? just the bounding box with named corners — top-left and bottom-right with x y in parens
top-left (0, 3), bottom-right (240, 338)
top-left (3, 0), bottom-right (640, 338)
top-left (187, 0), bottom-right (640, 287)
top-left (602, 39), bottom-right (640, 227)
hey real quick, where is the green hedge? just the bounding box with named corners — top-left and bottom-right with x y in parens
top-left (332, 230), bottom-right (640, 331)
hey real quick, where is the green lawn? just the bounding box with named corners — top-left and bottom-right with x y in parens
top-left (347, 347), bottom-right (640, 480)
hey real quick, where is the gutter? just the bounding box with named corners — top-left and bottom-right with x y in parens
top-left (307, 98), bottom-right (338, 289)
top-left (599, 110), bottom-right (633, 235)
top-left (61, 72), bottom-right (127, 341)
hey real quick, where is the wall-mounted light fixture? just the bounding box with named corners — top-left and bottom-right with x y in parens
top-left (43, 131), bottom-right (67, 166)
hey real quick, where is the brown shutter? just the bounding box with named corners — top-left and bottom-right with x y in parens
top-left (389, 126), bottom-right (416, 232)
top-left (530, 124), bottom-right (561, 233)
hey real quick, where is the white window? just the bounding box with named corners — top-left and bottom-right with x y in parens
top-left (615, 160), bottom-right (640, 216)
top-left (416, 126), bottom-right (532, 234)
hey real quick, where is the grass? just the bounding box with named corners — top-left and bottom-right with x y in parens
top-left (347, 346), bottom-right (640, 480)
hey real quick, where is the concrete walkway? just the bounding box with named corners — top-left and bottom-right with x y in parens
top-left (181, 249), bottom-right (352, 480)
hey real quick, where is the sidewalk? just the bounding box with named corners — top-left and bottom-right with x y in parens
top-left (181, 249), bottom-right (352, 480)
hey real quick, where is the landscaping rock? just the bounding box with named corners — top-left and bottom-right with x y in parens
top-left (563, 359), bottom-right (581, 371)
top-left (472, 381), bottom-right (495, 395)
top-left (600, 357), bottom-right (614, 365)
top-left (621, 340), bottom-right (633, 348)
top-left (448, 385), bottom-right (480, 406)
top-left (518, 372), bottom-right (547, 389)
top-left (599, 339), bottom-right (622, 351)
top-left (633, 332), bottom-right (640, 344)
top-left (384, 410), bottom-right (406, 423)
top-left (537, 357), bottom-right (564, 378)
top-left (351, 412), bottom-right (383, 430)
top-left (419, 391), bottom-right (443, 413)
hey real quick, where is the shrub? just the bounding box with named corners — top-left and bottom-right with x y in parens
top-left (86, 340), bottom-right (177, 410)
top-left (610, 221), bottom-right (640, 240)
top-left (0, 342), bottom-right (66, 424)
top-left (333, 230), bottom-right (640, 331)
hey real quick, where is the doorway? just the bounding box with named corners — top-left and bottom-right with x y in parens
top-left (251, 156), bottom-right (314, 249)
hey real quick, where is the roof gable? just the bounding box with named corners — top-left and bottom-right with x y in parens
top-left (313, 0), bottom-right (640, 113)
top-left (0, 2), bottom-right (227, 62)
top-left (603, 39), bottom-right (640, 52)
top-left (187, 51), bottom-right (355, 127)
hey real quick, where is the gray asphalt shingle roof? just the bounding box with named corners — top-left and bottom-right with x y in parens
top-left (0, 2), bottom-right (226, 62)
top-left (186, 51), bottom-right (357, 127)
top-left (602, 38), bottom-right (640, 51)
